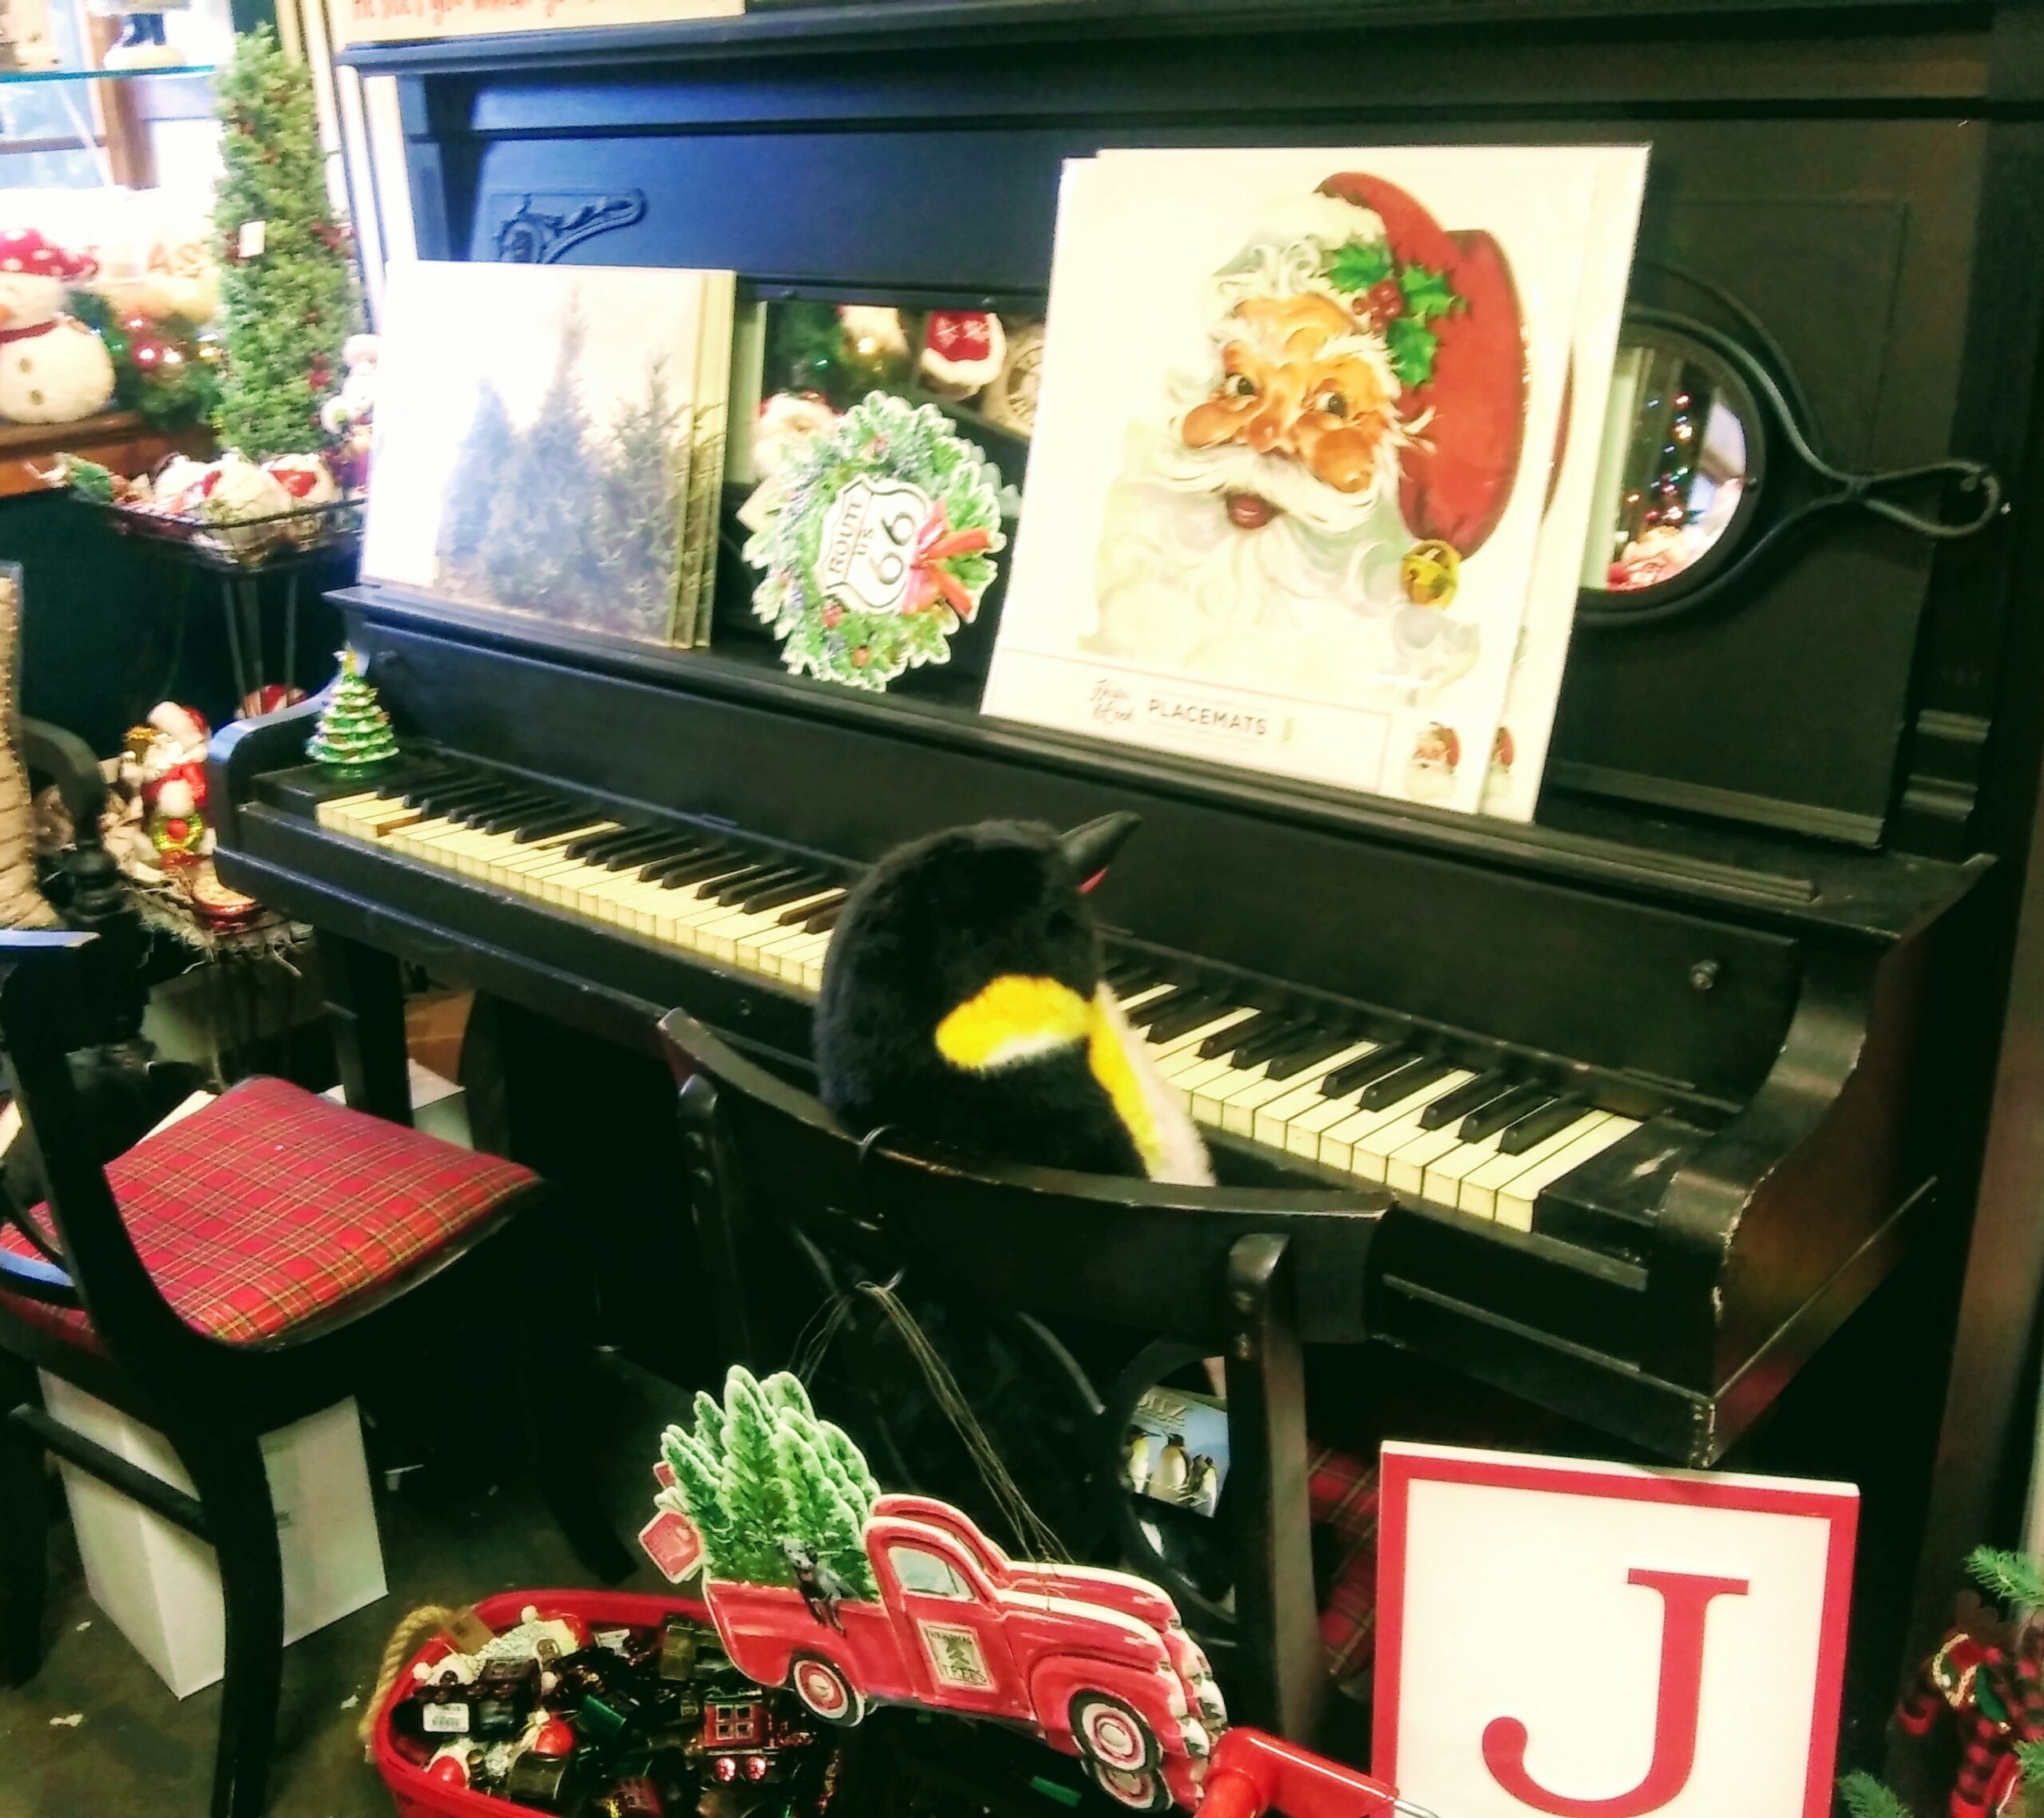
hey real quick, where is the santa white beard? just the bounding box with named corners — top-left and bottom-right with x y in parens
top-left (1085, 422), bottom-right (1480, 698)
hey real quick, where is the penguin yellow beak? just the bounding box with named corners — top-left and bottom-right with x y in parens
top-left (1060, 812), bottom-right (1141, 893)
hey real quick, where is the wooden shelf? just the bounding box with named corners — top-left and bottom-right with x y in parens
top-left (0, 411), bottom-right (210, 502)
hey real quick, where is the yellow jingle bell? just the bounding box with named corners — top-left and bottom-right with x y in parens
top-left (1400, 539), bottom-right (1461, 608)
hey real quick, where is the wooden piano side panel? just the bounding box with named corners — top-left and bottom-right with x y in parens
top-left (1650, 932), bottom-right (1931, 1420)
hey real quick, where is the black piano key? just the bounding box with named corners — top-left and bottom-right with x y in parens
top-left (1124, 984), bottom-right (1203, 1033)
top-left (1420, 1069), bottom-right (1513, 1131)
top-left (633, 838), bottom-right (714, 878)
top-left (476, 794), bottom-right (561, 834)
top-left (1262, 1027), bottom-right (1359, 1083)
top-left (1357, 1056), bottom-right (1453, 1112)
top-left (742, 874), bottom-right (835, 914)
top-left (566, 823), bottom-right (652, 861)
top-left (706, 864), bottom-right (787, 905)
top-left (779, 889), bottom-right (844, 925)
top-left (1103, 959), bottom-right (1160, 993)
top-left (1458, 1083), bottom-right (1550, 1143)
top-left (455, 788), bottom-right (548, 827)
top-left (799, 903), bottom-right (846, 933)
top-left (1145, 995), bottom-right (1232, 1045)
top-left (1495, 1095), bottom-right (1587, 1156)
top-left (412, 778), bottom-right (500, 815)
top-left (513, 806), bottom-right (601, 843)
top-left (1321, 1044), bottom-right (1416, 1100)
top-left (1227, 1020), bottom-right (1312, 1072)
top-left (602, 830), bottom-right (693, 871)
top-left (1198, 1009), bottom-right (1284, 1060)
top-left (649, 846), bottom-right (739, 885)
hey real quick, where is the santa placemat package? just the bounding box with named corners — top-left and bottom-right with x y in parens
top-left (985, 145), bottom-right (1646, 820)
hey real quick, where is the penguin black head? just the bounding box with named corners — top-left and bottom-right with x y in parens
top-left (814, 814), bottom-right (1139, 1130)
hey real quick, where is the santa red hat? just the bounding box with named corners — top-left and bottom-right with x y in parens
top-left (0, 227), bottom-right (96, 283)
top-left (1317, 175), bottom-right (1526, 559)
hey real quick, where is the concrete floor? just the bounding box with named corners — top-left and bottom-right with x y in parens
top-left (0, 1353), bottom-right (694, 1818)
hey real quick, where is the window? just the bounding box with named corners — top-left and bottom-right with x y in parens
top-left (0, 0), bottom-right (230, 193)
top-left (889, 1546), bottom-right (971, 1599)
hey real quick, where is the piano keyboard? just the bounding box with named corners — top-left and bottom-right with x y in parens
top-left (317, 768), bottom-right (1639, 1231)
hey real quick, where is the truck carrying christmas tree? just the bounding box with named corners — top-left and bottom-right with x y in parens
top-left (642, 1368), bottom-right (1226, 1813)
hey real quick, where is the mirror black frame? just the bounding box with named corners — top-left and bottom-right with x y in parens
top-left (1578, 303), bottom-right (2001, 630)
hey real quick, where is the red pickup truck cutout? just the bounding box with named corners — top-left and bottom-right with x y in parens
top-left (700, 1493), bottom-right (1224, 1812)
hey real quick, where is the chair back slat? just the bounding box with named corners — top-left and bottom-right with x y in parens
top-left (660, 1009), bottom-right (1387, 1346)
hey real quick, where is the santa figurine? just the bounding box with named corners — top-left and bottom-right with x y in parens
top-left (0, 229), bottom-right (116, 426)
top-left (134, 703), bottom-right (213, 864)
top-left (319, 333), bottom-right (378, 494)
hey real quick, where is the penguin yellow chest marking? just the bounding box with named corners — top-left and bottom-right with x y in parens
top-left (933, 975), bottom-right (1094, 1071)
top-left (930, 973), bottom-right (1165, 1175)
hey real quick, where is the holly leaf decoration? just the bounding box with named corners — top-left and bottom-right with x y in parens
top-left (1398, 262), bottom-right (1460, 324)
top-left (1385, 315), bottom-right (1441, 389)
top-left (1327, 238), bottom-right (1394, 292)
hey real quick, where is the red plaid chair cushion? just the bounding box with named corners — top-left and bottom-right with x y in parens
top-left (0, 1076), bottom-right (535, 1349)
top-left (1309, 1443), bottom-right (1380, 1685)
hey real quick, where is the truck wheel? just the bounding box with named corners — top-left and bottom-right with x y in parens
top-left (790, 1654), bottom-right (866, 1728)
top-left (1070, 1693), bottom-right (1158, 1772)
top-left (1087, 1762), bottom-right (1172, 1812)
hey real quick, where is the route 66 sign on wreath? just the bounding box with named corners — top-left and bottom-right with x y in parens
top-left (741, 392), bottom-right (1007, 691)
top-left (1375, 1444), bottom-right (1857, 1818)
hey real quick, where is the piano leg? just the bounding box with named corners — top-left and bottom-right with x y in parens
top-left (317, 932), bottom-right (411, 1127)
top-left (1223, 1234), bottom-right (1325, 1745)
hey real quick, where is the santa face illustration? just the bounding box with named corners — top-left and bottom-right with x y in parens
top-left (1086, 183), bottom-right (1524, 707)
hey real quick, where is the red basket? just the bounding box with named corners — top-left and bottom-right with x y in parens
top-left (370, 1588), bottom-right (711, 1818)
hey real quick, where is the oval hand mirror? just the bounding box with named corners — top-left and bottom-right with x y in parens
top-left (1578, 305), bottom-right (1998, 628)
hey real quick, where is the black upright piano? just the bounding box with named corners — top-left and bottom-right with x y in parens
top-left (212, 0), bottom-right (2044, 1746)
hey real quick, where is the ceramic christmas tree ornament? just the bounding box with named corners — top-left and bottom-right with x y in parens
top-left (0, 229), bottom-right (117, 426)
top-left (643, 1365), bottom-right (1226, 1812)
top-left (307, 650), bottom-right (400, 774)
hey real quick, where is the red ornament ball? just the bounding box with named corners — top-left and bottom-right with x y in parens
top-left (163, 818), bottom-right (190, 842)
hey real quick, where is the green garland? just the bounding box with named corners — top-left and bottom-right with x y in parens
top-left (743, 392), bottom-right (1005, 692)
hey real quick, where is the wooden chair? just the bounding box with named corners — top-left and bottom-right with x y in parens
top-left (657, 1006), bottom-right (1388, 1745)
top-left (0, 929), bottom-right (632, 1818)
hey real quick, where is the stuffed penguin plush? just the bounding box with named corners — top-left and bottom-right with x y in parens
top-left (815, 814), bottom-right (1211, 1185)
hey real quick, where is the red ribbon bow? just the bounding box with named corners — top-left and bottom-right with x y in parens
top-left (905, 504), bottom-right (992, 621)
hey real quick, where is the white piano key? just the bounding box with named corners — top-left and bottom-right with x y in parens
top-left (1383, 1123), bottom-right (1468, 1196)
top-left (1460, 1113), bottom-right (1613, 1222)
top-left (1250, 1042), bottom-right (1380, 1147)
top-left (1345, 1072), bottom-right (1477, 1182)
top-left (1493, 1115), bottom-right (1640, 1232)
top-left (1321, 1075), bottom-right (1471, 1174)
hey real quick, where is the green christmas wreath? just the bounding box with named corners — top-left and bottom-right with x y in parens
top-left (743, 391), bottom-right (1006, 692)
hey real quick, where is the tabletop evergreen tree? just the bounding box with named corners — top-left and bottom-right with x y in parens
top-left (307, 650), bottom-right (398, 773)
top-left (212, 25), bottom-right (355, 462)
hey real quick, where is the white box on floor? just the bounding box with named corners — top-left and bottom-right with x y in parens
top-left (36, 1377), bottom-right (388, 1697)
top-left (323, 1058), bottom-right (471, 1149)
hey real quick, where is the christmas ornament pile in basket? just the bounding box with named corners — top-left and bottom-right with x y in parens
top-left (372, 1590), bottom-right (841, 1818)
top-left (51, 446), bottom-right (364, 571)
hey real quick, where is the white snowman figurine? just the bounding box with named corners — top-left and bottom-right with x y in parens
top-left (0, 229), bottom-right (115, 426)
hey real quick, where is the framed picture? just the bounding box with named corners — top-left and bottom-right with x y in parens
top-left (362, 259), bottom-right (731, 650)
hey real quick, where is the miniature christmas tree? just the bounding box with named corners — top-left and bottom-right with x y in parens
top-left (306, 649), bottom-right (398, 773)
top-left (656, 1366), bottom-right (880, 1598)
top-left (212, 26), bottom-right (355, 462)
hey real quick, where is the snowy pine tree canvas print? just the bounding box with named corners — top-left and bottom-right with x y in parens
top-left (362, 259), bottom-right (731, 648)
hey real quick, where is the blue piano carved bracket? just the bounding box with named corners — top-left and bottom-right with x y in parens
top-left (490, 191), bottom-right (648, 264)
